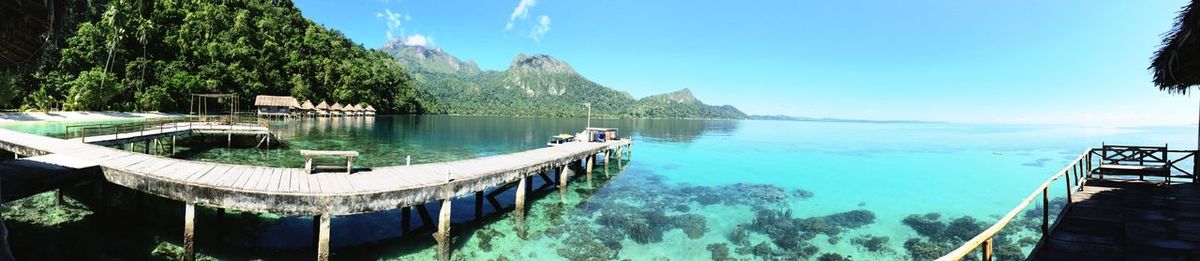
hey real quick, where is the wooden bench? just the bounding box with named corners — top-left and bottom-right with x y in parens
top-left (1094, 144), bottom-right (1170, 180)
top-left (300, 150), bottom-right (359, 174)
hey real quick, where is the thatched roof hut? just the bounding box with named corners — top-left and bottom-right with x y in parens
top-left (1151, 1), bottom-right (1200, 148)
top-left (364, 104), bottom-right (376, 112)
top-left (1152, 1), bottom-right (1200, 93)
top-left (316, 101), bottom-right (329, 110)
top-left (253, 95), bottom-right (300, 108)
top-left (364, 104), bottom-right (376, 116)
top-left (300, 100), bottom-right (315, 110)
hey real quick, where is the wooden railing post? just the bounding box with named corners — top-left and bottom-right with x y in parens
top-left (981, 237), bottom-right (993, 261)
top-left (1041, 187), bottom-right (1049, 236)
top-left (1064, 171), bottom-right (1072, 202)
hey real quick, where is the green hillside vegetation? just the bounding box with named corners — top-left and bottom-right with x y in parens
top-left (0, 0), bottom-right (421, 113)
top-left (384, 43), bottom-right (746, 119)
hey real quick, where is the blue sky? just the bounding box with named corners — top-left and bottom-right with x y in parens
top-left (294, 0), bottom-right (1196, 125)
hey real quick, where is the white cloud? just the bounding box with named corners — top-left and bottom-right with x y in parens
top-left (505, 0), bottom-right (537, 30)
top-left (403, 34), bottom-right (433, 46)
top-left (529, 15), bottom-right (551, 42)
top-left (380, 9), bottom-right (403, 33)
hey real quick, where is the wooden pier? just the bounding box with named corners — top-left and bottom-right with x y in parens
top-left (0, 126), bottom-right (632, 260)
top-left (939, 146), bottom-right (1200, 261)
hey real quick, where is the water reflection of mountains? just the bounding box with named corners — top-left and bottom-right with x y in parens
top-left (269, 116), bottom-right (739, 146)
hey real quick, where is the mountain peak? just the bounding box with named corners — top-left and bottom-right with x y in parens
top-left (381, 38), bottom-right (480, 75)
top-left (646, 88), bottom-right (699, 103)
top-left (508, 53), bottom-right (575, 74)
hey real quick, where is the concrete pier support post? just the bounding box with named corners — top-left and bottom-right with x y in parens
top-left (171, 135), bottom-right (177, 154)
top-left (514, 176), bottom-right (527, 229)
top-left (435, 200), bottom-right (453, 260)
top-left (183, 203), bottom-right (196, 261)
top-left (585, 155), bottom-right (594, 174)
top-left (145, 140), bottom-right (151, 154)
top-left (316, 214), bottom-right (332, 261)
top-left (474, 191), bottom-right (484, 220)
top-left (401, 206), bottom-right (411, 233)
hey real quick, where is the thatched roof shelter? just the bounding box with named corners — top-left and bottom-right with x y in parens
top-left (348, 104), bottom-right (361, 111)
top-left (331, 102), bottom-right (344, 111)
top-left (1151, 1), bottom-right (1200, 148)
top-left (315, 101), bottom-right (329, 110)
top-left (254, 95), bottom-right (300, 108)
top-left (300, 100), bottom-right (315, 110)
top-left (1152, 1), bottom-right (1200, 93)
top-left (365, 105), bottom-right (376, 112)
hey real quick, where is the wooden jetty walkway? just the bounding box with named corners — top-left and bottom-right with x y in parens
top-left (0, 125), bottom-right (632, 261)
top-left (938, 145), bottom-right (1200, 261)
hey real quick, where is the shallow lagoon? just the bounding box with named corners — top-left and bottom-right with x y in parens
top-left (0, 116), bottom-right (1194, 260)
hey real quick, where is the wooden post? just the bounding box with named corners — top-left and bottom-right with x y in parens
top-left (172, 135), bottom-right (177, 154)
top-left (316, 214), bottom-right (331, 261)
top-left (346, 156), bottom-right (354, 175)
top-left (515, 176), bottom-right (527, 229)
top-left (227, 133), bottom-right (232, 147)
top-left (1041, 187), bottom-right (1049, 236)
top-left (474, 191), bottom-right (484, 220)
top-left (406, 155), bottom-right (411, 166)
top-left (183, 203), bottom-right (196, 261)
top-left (982, 237), bottom-right (993, 261)
top-left (1064, 171), bottom-right (1072, 203)
top-left (144, 140), bottom-right (151, 154)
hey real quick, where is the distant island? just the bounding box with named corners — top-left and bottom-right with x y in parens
top-left (748, 115), bottom-right (944, 124)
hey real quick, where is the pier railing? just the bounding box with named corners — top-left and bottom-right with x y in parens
top-left (65, 115), bottom-right (268, 143)
top-left (939, 147), bottom-right (1199, 260)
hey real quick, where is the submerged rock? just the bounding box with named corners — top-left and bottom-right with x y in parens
top-left (850, 235), bottom-right (891, 253)
top-left (673, 214), bottom-right (707, 239)
top-left (2, 193), bottom-right (93, 226)
top-left (706, 243), bottom-right (735, 261)
top-left (817, 253), bottom-right (853, 261)
top-left (150, 241), bottom-right (219, 261)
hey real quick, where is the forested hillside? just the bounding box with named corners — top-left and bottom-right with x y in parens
top-left (384, 42), bottom-right (746, 119)
top-left (0, 0), bottom-right (422, 113)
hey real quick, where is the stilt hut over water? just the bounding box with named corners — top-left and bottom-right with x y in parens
top-left (254, 95), bottom-right (300, 118)
top-left (348, 104), bottom-right (362, 116)
top-left (330, 103), bottom-right (344, 117)
top-left (364, 104), bottom-right (376, 116)
top-left (315, 101), bottom-right (330, 117)
top-left (300, 100), bottom-right (315, 117)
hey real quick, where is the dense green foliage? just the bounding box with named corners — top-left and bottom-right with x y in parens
top-left (2, 0), bottom-right (421, 113)
top-left (386, 45), bottom-right (746, 119)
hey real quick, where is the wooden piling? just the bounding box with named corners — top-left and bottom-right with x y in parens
top-left (172, 135), bottom-right (177, 154)
top-left (184, 203), bottom-right (196, 261)
top-left (316, 214), bottom-right (331, 261)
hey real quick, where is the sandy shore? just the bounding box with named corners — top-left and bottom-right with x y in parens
top-left (0, 111), bottom-right (180, 123)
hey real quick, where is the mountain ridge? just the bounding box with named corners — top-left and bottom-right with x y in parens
top-left (382, 40), bottom-right (744, 119)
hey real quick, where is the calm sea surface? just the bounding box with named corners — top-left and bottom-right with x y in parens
top-left (0, 116), bottom-right (1194, 260)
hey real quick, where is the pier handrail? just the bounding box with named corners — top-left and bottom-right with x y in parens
top-left (941, 147), bottom-right (1200, 260)
top-left (65, 115), bottom-right (268, 142)
top-left (938, 149), bottom-right (1092, 261)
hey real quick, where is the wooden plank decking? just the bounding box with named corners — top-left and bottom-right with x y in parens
top-left (1031, 178), bottom-right (1200, 260)
top-left (0, 127), bottom-right (631, 215)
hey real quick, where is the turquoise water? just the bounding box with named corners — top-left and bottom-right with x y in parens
top-left (0, 116), bottom-right (1195, 260)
